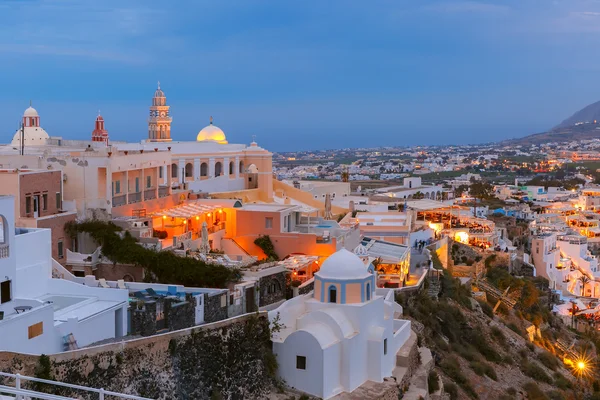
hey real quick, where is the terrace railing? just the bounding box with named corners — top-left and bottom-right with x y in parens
top-left (112, 194), bottom-right (127, 207)
top-left (0, 371), bottom-right (154, 400)
top-left (128, 192), bottom-right (142, 204)
top-left (144, 188), bottom-right (156, 200)
top-left (158, 186), bottom-right (170, 198)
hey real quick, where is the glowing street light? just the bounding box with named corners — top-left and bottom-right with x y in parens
top-left (577, 361), bottom-right (586, 372)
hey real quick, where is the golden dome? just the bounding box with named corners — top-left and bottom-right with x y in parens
top-left (196, 117), bottom-right (228, 144)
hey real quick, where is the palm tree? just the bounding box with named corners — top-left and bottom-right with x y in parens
top-left (579, 275), bottom-right (591, 297)
top-left (341, 169), bottom-right (349, 183)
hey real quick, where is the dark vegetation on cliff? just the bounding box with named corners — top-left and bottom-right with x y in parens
top-left (66, 220), bottom-right (240, 288)
top-left (398, 266), bottom-right (599, 399)
top-left (5, 315), bottom-right (279, 399)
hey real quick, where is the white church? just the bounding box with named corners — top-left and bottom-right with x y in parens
top-left (269, 248), bottom-right (412, 399)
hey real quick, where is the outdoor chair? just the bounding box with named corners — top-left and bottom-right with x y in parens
top-left (98, 278), bottom-right (110, 289)
top-left (117, 280), bottom-right (127, 290)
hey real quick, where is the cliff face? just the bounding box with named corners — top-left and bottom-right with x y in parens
top-left (0, 313), bottom-right (279, 400)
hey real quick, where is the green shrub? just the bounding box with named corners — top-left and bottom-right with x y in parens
top-left (522, 382), bottom-right (548, 400)
top-left (552, 372), bottom-right (572, 390)
top-left (522, 361), bottom-right (553, 384)
top-left (508, 322), bottom-right (524, 336)
top-left (254, 235), bottom-right (279, 261)
top-left (453, 344), bottom-right (480, 362)
top-left (490, 326), bottom-right (506, 345)
top-left (427, 370), bottom-right (440, 393)
top-left (444, 382), bottom-right (458, 400)
top-left (547, 390), bottom-right (566, 400)
top-left (440, 357), bottom-right (478, 399)
top-left (537, 351), bottom-right (559, 371)
top-left (479, 301), bottom-right (494, 318)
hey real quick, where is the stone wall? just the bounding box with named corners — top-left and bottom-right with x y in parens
top-left (131, 301), bottom-right (157, 336)
top-left (259, 270), bottom-right (286, 307)
top-left (298, 280), bottom-right (314, 295)
top-left (164, 295), bottom-right (195, 331)
top-left (0, 314), bottom-right (277, 400)
top-left (204, 292), bottom-right (228, 323)
top-left (95, 262), bottom-right (145, 282)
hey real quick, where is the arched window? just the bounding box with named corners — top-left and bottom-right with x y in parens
top-left (185, 163), bottom-right (193, 178)
top-left (0, 215), bottom-right (6, 244)
top-left (366, 283), bottom-right (371, 301)
top-left (239, 161), bottom-right (244, 174)
top-left (171, 163), bottom-right (178, 178)
top-left (328, 285), bottom-right (337, 303)
top-left (229, 161), bottom-right (234, 175)
top-left (215, 162), bottom-right (222, 177)
top-left (200, 162), bottom-right (208, 177)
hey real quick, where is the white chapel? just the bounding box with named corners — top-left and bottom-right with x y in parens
top-left (269, 248), bottom-right (412, 399)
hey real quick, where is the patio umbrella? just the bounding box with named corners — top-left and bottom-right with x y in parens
top-left (324, 193), bottom-right (333, 220)
top-left (200, 221), bottom-right (210, 254)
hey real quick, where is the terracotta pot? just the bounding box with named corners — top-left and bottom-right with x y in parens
top-left (168, 147), bottom-right (171, 151)
top-left (107, 152), bottom-right (112, 157)
top-left (154, 148), bottom-right (158, 152)
top-left (124, 151), bottom-right (128, 155)
top-left (140, 150), bottom-right (144, 154)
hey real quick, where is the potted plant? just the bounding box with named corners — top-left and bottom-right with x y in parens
top-left (136, 300), bottom-right (144, 310)
top-left (124, 151), bottom-right (128, 155)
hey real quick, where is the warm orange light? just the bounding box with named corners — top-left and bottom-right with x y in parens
top-left (196, 216), bottom-right (200, 220)
top-left (293, 271), bottom-right (297, 276)
top-left (162, 215), bottom-right (167, 220)
top-left (207, 213), bottom-right (211, 217)
top-left (183, 220), bottom-right (187, 224)
top-left (218, 209), bottom-right (223, 213)
top-left (577, 361), bottom-right (586, 371)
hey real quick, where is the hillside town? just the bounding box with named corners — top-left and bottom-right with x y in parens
top-left (1, 86), bottom-right (600, 400)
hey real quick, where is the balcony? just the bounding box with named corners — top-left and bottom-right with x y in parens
top-left (128, 192), bottom-right (142, 204)
top-left (144, 188), bottom-right (156, 200)
top-left (158, 186), bottom-right (170, 198)
top-left (112, 194), bottom-right (127, 207)
top-left (0, 244), bottom-right (8, 259)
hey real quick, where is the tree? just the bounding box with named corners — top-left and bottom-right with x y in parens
top-left (454, 184), bottom-right (469, 197)
top-left (579, 275), bottom-right (591, 297)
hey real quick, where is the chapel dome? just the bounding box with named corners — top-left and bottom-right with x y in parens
top-left (196, 117), bottom-right (228, 144)
top-left (11, 127), bottom-right (50, 146)
top-left (23, 106), bottom-right (39, 117)
top-left (317, 248), bottom-right (371, 280)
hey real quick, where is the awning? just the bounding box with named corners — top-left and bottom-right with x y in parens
top-left (150, 201), bottom-right (224, 219)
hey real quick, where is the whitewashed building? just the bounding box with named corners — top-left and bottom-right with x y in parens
top-left (0, 195), bottom-right (128, 354)
top-left (269, 249), bottom-right (412, 399)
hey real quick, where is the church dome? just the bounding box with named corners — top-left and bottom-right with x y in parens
top-left (11, 126), bottom-right (50, 146)
top-left (23, 106), bottom-right (39, 117)
top-left (317, 249), bottom-right (371, 280)
top-left (196, 117), bottom-right (228, 144)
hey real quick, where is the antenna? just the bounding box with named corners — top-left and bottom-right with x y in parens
top-left (20, 122), bottom-right (24, 156)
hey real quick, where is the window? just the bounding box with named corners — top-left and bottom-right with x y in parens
top-left (56, 192), bottom-right (62, 210)
top-left (329, 286), bottom-right (337, 303)
top-left (185, 163), bottom-right (193, 178)
top-left (284, 216), bottom-right (288, 229)
top-left (115, 181), bottom-right (121, 194)
top-left (25, 196), bottom-right (31, 214)
top-left (28, 322), bottom-right (43, 339)
top-left (215, 162), bottom-right (222, 177)
top-left (0, 280), bottom-right (11, 304)
top-left (159, 167), bottom-right (164, 179)
top-left (42, 193), bottom-right (48, 211)
top-left (384, 338), bottom-right (388, 355)
top-left (366, 283), bottom-right (371, 301)
top-left (229, 161), bottom-right (234, 175)
top-left (146, 176), bottom-right (152, 188)
top-left (58, 240), bottom-right (64, 259)
top-left (296, 356), bottom-right (306, 370)
top-left (201, 162), bottom-right (208, 177)
top-left (171, 163), bottom-right (178, 178)
top-left (265, 217), bottom-right (273, 229)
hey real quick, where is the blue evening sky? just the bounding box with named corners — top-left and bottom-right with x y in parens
top-left (1, 0), bottom-right (600, 151)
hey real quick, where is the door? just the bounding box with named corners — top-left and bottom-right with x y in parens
top-left (115, 308), bottom-right (123, 338)
top-left (246, 287), bottom-right (256, 313)
top-left (195, 295), bottom-right (204, 324)
top-left (33, 196), bottom-right (39, 218)
top-left (135, 177), bottom-right (140, 193)
top-left (0, 280), bottom-right (11, 304)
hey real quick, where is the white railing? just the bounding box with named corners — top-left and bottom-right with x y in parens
top-left (0, 371), bottom-right (154, 400)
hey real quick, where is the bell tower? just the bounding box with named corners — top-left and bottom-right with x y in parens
top-left (148, 82), bottom-right (172, 142)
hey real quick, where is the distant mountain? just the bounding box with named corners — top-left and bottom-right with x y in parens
top-left (554, 100), bottom-right (600, 130)
top-left (502, 100), bottom-right (600, 145)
